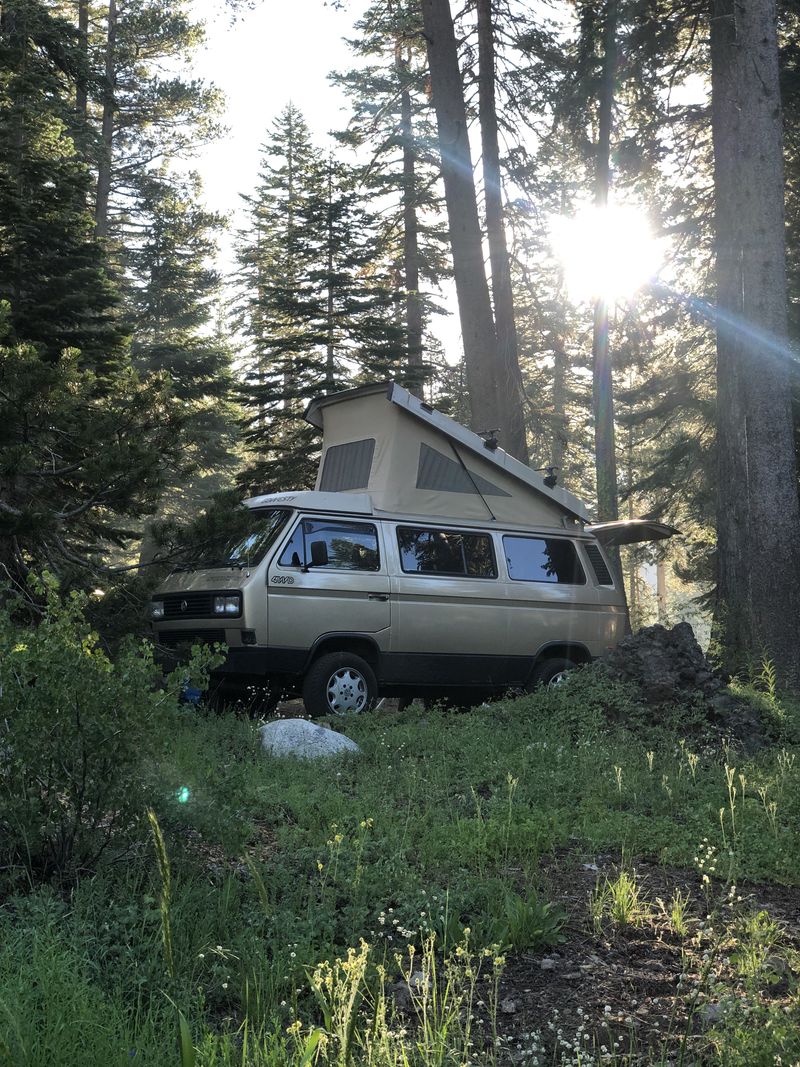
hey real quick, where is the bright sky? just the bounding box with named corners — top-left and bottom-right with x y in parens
top-left (188, 0), bottom-right (368, 235)
top-left (184, 0), bottom-right (461, 359)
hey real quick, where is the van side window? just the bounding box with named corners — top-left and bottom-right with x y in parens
top-left (584, 543), bottom-right (614, 585)
top-left (503, 536), bottom-right (586, 585)
top-left (278, 524), bottom-right (305, 568)
top-left (278, 520), bottom-right (380, 571)
top-left (397, 527), bottom-right (497, 578)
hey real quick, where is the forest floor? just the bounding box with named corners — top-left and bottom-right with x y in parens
top-left (2, 669), bottom-right (800, 1065)
top-left (493, 850), bottom-right (800, 1064)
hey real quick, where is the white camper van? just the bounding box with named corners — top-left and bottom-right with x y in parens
top-left (150, 383), bottom-right (675, 715)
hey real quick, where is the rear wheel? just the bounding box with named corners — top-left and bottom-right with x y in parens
top-left (528, 657), bottom-right (576, 690)
top-left (302, 652), bottom-right (377, 718)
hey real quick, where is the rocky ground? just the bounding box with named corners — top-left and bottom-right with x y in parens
top-left (490, 850), bottom-right (800, 1063)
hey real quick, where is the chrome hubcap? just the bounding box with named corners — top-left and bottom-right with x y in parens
top-left (548, 671), bottom-right (570, 687)
top-left (326, 668), bottom-right (368, 715)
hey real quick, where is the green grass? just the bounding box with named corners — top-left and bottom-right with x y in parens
top-left (2, 669), bottom-right (800, 1064)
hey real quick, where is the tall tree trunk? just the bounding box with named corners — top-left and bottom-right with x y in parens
top-left (711, 0), bottom-right (800, 687)
top-left (285, 120), bottom-right (296, 410)
top-left (476, 0), bottom-right (528, 462)
top-left (626, 404), bottom-right (637, 628)
top-left (95, 0), bottom-right (117, 238)
top-left (551, 332), bottom-right (568, 472)
top-left (395, 39), bottom-right (424, 394)
top-left (76, 0), bottom-right (89, 124)
top-left (325, 159), bottom-right (335, 389)
top-left (592, 0), bottom-right (619, 525)
top-left (420, 0), bottom-right (500, 437)
top-left (591, 0), bottom-right (628, 625)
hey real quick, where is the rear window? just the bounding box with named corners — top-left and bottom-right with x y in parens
top-left (397, 526), bottom-right (497, 578)
top-left (279, 519), bottom-right (380, 571)
top-left (503, 536), bottom-right (586, 585)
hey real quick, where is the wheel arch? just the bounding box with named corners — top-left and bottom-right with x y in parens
top-left (526, 641), bottom-right (592, 683)
top-left (304, 633), bottom-right (382, 674)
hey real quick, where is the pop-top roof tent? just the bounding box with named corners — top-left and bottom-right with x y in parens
top-left (304, 382), bottom-right (588, 529)
top-left (303, 382), bottom-right (677, 544)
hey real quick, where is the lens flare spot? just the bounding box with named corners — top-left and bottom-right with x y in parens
top-left (176, 786), bottom-right (191, 804)
top-left (550, 204), bottom-right (661, 302)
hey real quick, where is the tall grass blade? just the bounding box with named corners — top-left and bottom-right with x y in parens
top-left (177, 1009), bottom-right (196, 1067)
top-left (147, 806), bottom-right (175, 979)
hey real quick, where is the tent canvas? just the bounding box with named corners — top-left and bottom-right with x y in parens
top-left (305, 382), bottom-right (591, 528)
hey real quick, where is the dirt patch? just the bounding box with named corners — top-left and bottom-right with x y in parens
top-left (493, 851), bottom-right (800, 1063)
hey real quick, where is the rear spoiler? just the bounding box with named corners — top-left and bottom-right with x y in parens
top-left (585, 520), bottom-right (679, 547)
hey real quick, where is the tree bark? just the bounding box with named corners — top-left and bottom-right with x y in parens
top-left (420, 0), bottom-right (500, 437)
top-left (76, 0), bottom-right (89, 124)
top-left (711, 0), bottom-right (800, 687)
top-left (550, 332), bottom-right (568, 472)
top-left (395, 39), bottom-right (424, 394)
top-left (476, 0), bottom-right (528, 462)
top-left (591, 0), bottom-right (619, 526)
top-left (656, 561), bottom-right (667, 624)
top-left (95, 0), bottom-right (117, 239)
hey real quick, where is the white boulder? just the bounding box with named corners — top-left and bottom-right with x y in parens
top-left (259, 718), bottom-right (361, 760)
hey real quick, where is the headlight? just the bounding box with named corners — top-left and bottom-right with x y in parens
top-left (151, 600), bottom-right (165, 620)
top-left (213, 595), bottom-right (241, 616)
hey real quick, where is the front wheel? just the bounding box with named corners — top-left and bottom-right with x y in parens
top-left (302, 652), bottom-right (377, 718)
top-left (527, 657), bottom-right (576, 690)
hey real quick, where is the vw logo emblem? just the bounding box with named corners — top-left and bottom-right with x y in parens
top-left (180, 599), bottom-right (188, 613)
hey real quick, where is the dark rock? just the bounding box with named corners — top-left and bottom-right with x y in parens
top-left (603, 622), bottom-right (719, 707)
top-left (601, 623), bottom-right (767, 748)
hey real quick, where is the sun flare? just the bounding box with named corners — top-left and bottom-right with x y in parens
top-left (550, 204), bottom-right (661, 303)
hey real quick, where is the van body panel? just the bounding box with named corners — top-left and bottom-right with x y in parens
top-left (265, 518), bottom-right (391, 650)
top-left (587, 520), bottom-right (679, 547)
top-left (378, 651), bottom-right (530, 687)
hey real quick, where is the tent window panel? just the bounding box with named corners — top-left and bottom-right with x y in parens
top-left (319, 439), bottom-right (375, 492)
top-left (397, 526), bottom-right (497, 579)
top-left (416, 444), bottom-right (511, 497)
top-left (503, 536), bottom-right (586, 585)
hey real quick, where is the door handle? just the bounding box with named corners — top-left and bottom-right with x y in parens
top-left (368, 593), bottom-right (389, 601)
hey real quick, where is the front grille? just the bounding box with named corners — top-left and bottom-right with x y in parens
top-left (156, 629), bottom-right (227, 648)
top-left (162, 591), bottom-right (240, 619)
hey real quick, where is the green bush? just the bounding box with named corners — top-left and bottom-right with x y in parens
top-left (0, 574), bottom-right (215, 886)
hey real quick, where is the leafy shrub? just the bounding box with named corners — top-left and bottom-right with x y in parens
top-left (0, 574), bottom-right (216, 886)
top-left (491, 888), bottom-right (566, 950)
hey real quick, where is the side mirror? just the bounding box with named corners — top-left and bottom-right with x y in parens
top-left (309, 540), bottom-right (329, 568)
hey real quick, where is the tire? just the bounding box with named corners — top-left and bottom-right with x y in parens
top-left (302, 652), bottom-right (377, 718)
top-left (527, 657), bottom-right (576, 690)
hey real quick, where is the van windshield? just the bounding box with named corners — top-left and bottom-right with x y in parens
top-left (178, 508), bottom-right (290, 571)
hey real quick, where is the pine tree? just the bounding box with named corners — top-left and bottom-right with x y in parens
top-left (0, 0), bottom-right (184, 584)
top-left (128, 171), bottom-right (240, 516)
top-left (235, 106), bottom-right (403, 494)
top-left (332, 0), bottom-right (450, 390)
top-left (234, 105), bottom-right (326, 492)
top-left (0, 0), bottom-right (124, 368)
top-left (86, 0), bottom-right (223, 241)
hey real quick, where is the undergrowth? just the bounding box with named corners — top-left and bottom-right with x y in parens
top-left (1, 588), bottom-right (799, 1063)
